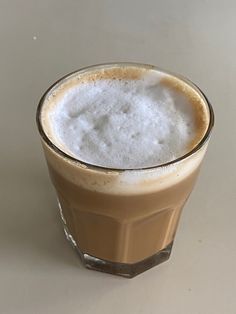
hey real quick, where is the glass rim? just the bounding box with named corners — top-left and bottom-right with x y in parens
top-left (36, 62), bottom-right (214, 172)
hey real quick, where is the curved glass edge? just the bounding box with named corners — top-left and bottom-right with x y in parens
top-left (36, 62), bottom-right (215, 173)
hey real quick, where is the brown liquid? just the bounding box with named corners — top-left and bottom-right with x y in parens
top-left (44, 144), bottom-right (201, 264)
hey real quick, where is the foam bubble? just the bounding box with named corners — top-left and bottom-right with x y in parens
top-left (45, 70), bottom-right (204, 169)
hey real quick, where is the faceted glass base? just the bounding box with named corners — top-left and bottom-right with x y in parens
top-left (83, 242), bottom-right (172, 278)
top-left (59, 201), bottom-right (173, 278)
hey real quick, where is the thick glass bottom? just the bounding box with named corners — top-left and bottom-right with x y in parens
top-left (59, 201), bottom-right (173, 278)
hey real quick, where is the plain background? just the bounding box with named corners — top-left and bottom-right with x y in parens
top-left (0, 1), bottom-right (235, 313)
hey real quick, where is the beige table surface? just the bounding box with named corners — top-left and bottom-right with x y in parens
top-left (1, 1), bottom-right (235, 313)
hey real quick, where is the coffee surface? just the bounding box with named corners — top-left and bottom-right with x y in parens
top-left (42, 66), bottom-right (208, 169)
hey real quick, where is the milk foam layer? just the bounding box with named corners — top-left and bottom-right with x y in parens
top-left (42, 66), bottom-right (208, 169)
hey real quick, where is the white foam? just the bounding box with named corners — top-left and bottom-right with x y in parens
top-left (47, 71), bottom-right (197, 169)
